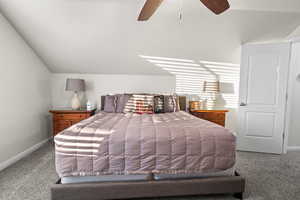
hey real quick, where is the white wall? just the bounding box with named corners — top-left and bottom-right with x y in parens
top-left (287, 42), bottom-right (300, 147)
top-left (51, 74), bottom-right (176, 109)
top-left (0, 13), bottom-right (51, 165)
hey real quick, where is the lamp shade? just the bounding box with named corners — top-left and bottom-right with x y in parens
top-left (66, 79), bottom-right (85, 92)
top-left (203, 81), bottom-right (220, 93)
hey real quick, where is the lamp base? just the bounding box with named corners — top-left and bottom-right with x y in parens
top-left (71, 92), bottom-right (81, 110)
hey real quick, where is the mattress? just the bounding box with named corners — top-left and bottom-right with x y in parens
top-left (61, 166), bottom-right (235, 184)
top-left (55, 111), bottom-right (236, 178)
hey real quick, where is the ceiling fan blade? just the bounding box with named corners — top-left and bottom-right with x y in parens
top-left (200, 0), bottom-right (230, 15)
top-left (138, 0), bottom-right (164, 21)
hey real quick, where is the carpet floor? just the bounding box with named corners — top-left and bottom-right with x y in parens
top-left (0, 141), bottom-right (299, 200)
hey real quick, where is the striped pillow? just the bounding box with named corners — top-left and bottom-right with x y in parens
top-left (123, 94), bottom-right (154, 114)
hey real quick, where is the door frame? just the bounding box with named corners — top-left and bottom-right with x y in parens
top-left (283, 39), bottom-right (300, 153)
top-left (239, 41), bottom-right (292, 154)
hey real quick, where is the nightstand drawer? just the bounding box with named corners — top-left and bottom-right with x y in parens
top-left (190, 110), bottom-right (228, 127)
top-left (54, 120), bottom-right (72, 135)
top-left (203, 113), bottom-right (225, 120)
top-left (71, 119), bottom-right (86, 125)
top-left (54, 113), bottom-right (88, 120)
top-left (208, 119), bottom-right (225, 127)
top-left (50, 109), bottom-right (96, 137)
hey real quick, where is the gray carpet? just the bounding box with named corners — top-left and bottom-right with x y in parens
top-left (0, 141), bottom-right (299, 200)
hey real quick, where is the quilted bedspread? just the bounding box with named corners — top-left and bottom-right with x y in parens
top-left (54, 111), bottom-right (236, 178)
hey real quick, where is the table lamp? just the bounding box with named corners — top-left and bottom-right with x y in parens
top-left (203, 81), bottom-right (220, 109)
top-left (66, 78), bottom-right (85, 110)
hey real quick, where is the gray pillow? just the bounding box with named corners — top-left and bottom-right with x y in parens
top-left (103, 95), bottom-right (117, 113)
top-left (116, 94), bottom-right (131, 113)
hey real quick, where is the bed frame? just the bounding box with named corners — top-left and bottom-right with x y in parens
top-left (52, 95), bottom-right (245, 200)
top-left (51, 171), bottom-right (245, 200)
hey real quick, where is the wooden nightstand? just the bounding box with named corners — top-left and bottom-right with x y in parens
top-left (190, 110), bottom-right (228, 127)
top-left (49, 109), bottom-right (96, 136)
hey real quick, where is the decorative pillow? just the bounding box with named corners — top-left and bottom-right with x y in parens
top-left (123, 94), bottom-right (154, 114)
top-left (103, 95), bottom-right (117, 113)
top-left (116, 94), bottom-right (131, 113)
top-left (164, 95), bottom-right (180, 113)
top-left (154, 95), bottom-right (164, 113)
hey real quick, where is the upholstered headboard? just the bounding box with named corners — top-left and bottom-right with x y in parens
top-left (101, 95), bottom-right (187, 111)
top-left (100, 95), bottom-right (106, 111)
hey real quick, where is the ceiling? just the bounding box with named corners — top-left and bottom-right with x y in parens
top-left (0, 0), bottom-right (300, 75)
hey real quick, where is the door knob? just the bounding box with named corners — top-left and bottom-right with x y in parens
top-left (240, 102), bottom-right (247, 106)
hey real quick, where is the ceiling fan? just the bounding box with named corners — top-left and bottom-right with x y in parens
top-left (138, 0), bottom-right (230, 21)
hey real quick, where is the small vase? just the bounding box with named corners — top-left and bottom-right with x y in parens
top-left (71, 92), bottom-right (81, 110)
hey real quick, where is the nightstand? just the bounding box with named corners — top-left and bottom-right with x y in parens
top-left (49, 108), bottom-right (96, 136)
top-left (190, 110), bottom-right (228, 127)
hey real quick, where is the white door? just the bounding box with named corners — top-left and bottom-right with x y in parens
top-left (237, 43), bottom-right (291, 154)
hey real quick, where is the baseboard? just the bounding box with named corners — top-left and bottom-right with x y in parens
top-left (0, 138), bottom-right (51, 172)
top-left (287, 146), bottom-right (300, 152)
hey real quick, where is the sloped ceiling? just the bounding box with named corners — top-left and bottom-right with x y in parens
top-left (0, 0), bottom-right (300, 75)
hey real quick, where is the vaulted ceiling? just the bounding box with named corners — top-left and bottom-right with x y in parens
top-left (0, 0), bottom-right (300, 75)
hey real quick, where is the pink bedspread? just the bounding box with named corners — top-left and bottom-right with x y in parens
top-left (54, 111), bottom-right (236, 178)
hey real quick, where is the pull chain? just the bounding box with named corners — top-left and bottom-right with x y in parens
top-left (179, 0), bottom-right (183, 23)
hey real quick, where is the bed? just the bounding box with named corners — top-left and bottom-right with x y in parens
top-left (51, 96), bottom-right (245, 200)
